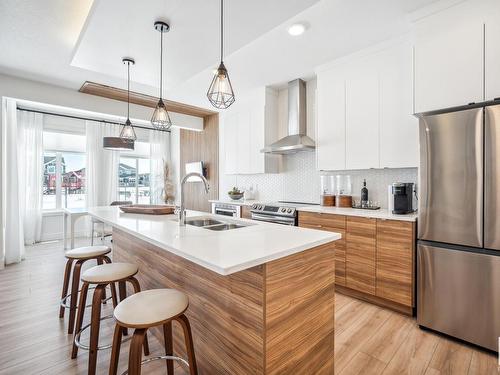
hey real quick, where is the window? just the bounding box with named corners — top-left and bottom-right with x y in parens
top-left (43, 151), bottom-right (86, 210)
top-left (118, 157), bottom-right (151, 204)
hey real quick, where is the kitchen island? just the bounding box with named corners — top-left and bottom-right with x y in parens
top-left (88, 206), bottom-right (340, 375)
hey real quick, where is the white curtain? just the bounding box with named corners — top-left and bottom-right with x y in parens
top-left (86, 121), bottom-right (120, 207)
top-left (149, 130), bottom-right (171, 204)
top-left (2, 99), bottom-right (44, 265)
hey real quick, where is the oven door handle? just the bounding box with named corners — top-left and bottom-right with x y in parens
top-left (215, 208), bottom-right (237, 214)
top-left (251, 213), bottom-right (295, 225)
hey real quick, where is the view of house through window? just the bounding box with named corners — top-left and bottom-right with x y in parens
top-left (118, 157), bottom-right (151, 204)
top-left (43, 151), bottom-right (86, 210)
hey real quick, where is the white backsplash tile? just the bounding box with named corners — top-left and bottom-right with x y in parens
top-left (220, 152), bottom-right (417, 208)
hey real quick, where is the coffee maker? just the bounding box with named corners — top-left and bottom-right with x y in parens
top-left (391, 183), bottom-right (415, 214)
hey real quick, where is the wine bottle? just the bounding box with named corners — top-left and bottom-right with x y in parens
top-left (361, 179), bottom-right (368, 207)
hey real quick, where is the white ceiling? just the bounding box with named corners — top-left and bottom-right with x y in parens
top-left (0, 0), bottom-right (443, 109)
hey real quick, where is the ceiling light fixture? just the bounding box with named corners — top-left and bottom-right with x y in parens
top-left (103, 58), bottom-right (136, 151)
top-left (151, 21), bottom-right (173, 130)
top-left (206, 0), bottom-right (235, 109)
top-left (288, 23), bottom-right (306, 36)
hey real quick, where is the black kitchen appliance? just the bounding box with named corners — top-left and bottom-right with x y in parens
top-left (391, 182), bottom-right (414, 214)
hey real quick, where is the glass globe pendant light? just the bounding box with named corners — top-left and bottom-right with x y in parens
top-left (151, 21), bottom-right (173, 130)
top-left (103, 58), bottom-right (136, 151)
top-left (207, 0), bottom-right (235, 109)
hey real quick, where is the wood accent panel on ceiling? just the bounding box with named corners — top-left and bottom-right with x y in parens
top-left (346, 216), bottom-right (377, 295)
top-left (376, 219), bottom-right (415, 307)
top-left (79, 81), bottom-right (216, 118)
top-left (180, 114), bottom-right (219, 212)
top-left (112, 228), bottom-right (336, 374)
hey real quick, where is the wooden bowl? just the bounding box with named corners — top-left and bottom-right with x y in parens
top-left (336, 195), bottom-right (353, 208)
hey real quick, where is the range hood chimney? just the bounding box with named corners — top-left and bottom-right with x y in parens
top-left (261, 79), bottom-right (315, 154)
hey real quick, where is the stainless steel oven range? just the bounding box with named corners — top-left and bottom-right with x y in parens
top-left (250, 201), bottom-right (317, 226)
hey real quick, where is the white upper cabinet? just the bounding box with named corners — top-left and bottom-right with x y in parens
top-left (221, 88), bottom-right (279, 175)
top-left (345, 61), bottom-right (379, 170)
top-left (316, 68), bottom-right (346, 171)
top-left (316, 39), bottom-right (418, 170)
top-left (414, 2), bottom-right (484, 113)
top-left (378, 42), bottom-right (418, 168)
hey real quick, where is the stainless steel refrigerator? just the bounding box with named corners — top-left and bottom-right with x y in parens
top-left (417, 102), bottom-right (500, 352)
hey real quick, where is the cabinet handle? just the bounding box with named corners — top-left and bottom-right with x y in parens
top-left (316, 224), bottom-right (323, 228)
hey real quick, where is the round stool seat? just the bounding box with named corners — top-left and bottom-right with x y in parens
top-left (82, 263), bottom-right (138, 284)
top-left (65, 245), bottom-right (110, 260)
top-left (114, 289), bottom-right (189, 328)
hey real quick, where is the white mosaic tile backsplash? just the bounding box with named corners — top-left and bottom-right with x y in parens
top-left (220, 152), bottom-right (417, 208)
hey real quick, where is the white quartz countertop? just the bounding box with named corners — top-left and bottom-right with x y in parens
top-left (297, 206), bottom-right (418, 222)
top-left (88, 206), bottom-right (340, 275)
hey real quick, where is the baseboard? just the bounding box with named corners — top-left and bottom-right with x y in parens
top-left (336, 284), bottom-right (414, 316)
top-left (40, 231), bottom-right (90, 242)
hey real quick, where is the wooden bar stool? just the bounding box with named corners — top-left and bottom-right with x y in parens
top-left (59, 245), bottom-right (112, 334)
top-left (71, 262), bottom-right (148, 375)
top-left (109, 289), bottom-right (198, 375)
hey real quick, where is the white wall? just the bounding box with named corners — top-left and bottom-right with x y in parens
top-left (219, 78), bottom-right (418, 208)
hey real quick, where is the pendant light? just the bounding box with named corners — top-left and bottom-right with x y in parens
top-left (151, 21), bottom-right (173, 130)
top-left (103, 58), bottom-right (136, 151)
top-left (207, 0), bottom-right (235, 109)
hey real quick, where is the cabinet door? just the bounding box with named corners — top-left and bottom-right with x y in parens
top-left (379, 43), bottom-right (418, 168)
top-left (345, 65), bottom-right (379, 169)
top-left (298, 212), bottom-right (346, 286)
top-left (376, 220), bottom-right (414, 307)
top-left (248, 105), bottom-right (265, 174)
top-left (224, 112), bottom-right (239, 174)
top-left (346, 216), bottom-right (376, 295)
top-left (236, 110), bottom-right (251, 174)
top-left (316, 69), bottom-right (346, 170)
top-left (414, 7), bottom-right (483, 113)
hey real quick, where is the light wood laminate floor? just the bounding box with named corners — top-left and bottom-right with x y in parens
top-left (0, 239), bottom-right (497, 374)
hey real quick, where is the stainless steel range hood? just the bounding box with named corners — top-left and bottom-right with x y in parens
top-left (261, 79), bottom-right (315, 154)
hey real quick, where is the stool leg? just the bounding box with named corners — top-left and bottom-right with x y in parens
top-left (128, 328), bottom-right (147, 375)
top-left (127, 277), bottom-right (149, 355)
top-left (163, 321), bottom-right (174, 375)
top-left (108, 323), bottom-right (123, 375)
top-left (118, 281), bottom-right (128, 336)
top-left (176, 314), bottom-right (198, 375)
top-left (68, 259), bottom-right (84, 334)
top-left (96, 257), bottom-right (107, 304)
top-left (71, 281), bottom-right (89, 359)
top-left (59, 258), bottom-right (74, 318)
top-left (88, 284), bottom-right (105, 375)
top-left (110, 282), bottom-right (119, 308)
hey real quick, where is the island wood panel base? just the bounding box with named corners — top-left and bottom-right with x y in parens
top-left (112, 228), bottom-right (335, 375)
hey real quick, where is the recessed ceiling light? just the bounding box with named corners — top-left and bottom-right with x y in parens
top-left (288, 23), bottom-right (306, 36)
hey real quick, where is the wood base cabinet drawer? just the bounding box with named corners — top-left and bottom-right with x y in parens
top-left (376, 219), bottom-right (415, 307)
top-left (298, 212), bottom-right (346, 286)
top-left (346, 217), bottom-right (376, 295)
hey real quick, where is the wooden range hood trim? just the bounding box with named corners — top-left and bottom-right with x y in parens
top-left (79, 81), bottom-right (216, 118)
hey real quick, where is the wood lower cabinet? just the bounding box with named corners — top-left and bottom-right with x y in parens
top-left (241, 205), bottom-right (252, 219)
top-left (346, 216), bottom-right (377, 295)
top-left (298, 211), bottom-right (416, 314)
top-left (376, 219), bottom-right (415, 307)
top-left (299, 212), bottom-right (346, 286)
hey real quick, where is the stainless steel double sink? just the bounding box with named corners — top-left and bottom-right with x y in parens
top-left (185, 217), bottom-right (251, 231)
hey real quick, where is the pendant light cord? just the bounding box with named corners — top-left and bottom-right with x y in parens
top-left (220, 0), bottom-right (224, 62)
top-left (159, 27), bottom-right (163, 100)
top-left (127, 61), bottom-right (130, 118)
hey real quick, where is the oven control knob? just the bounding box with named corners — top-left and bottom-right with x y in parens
top-left (287, 208), bottom-right (293, 213)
